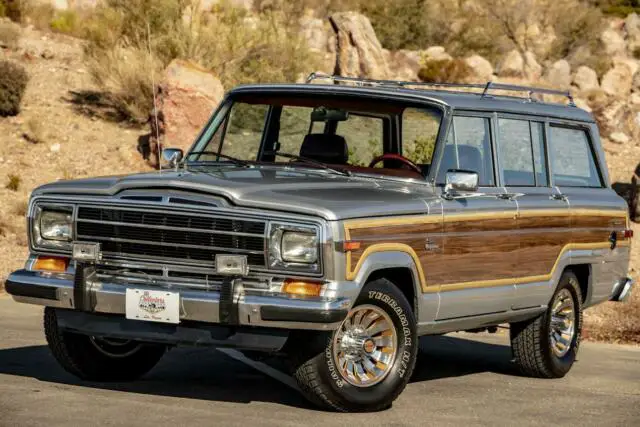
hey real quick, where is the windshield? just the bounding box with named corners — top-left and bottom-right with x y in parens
top-left (187, 94), bottom-right (443, 180)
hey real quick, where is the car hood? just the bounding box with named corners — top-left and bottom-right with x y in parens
top-left (32, 167), bottom-right (440, 220)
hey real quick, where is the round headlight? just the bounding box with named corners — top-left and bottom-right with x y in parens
top-left (40, 210), bottom-right (72, 241)
top-left (281, 231), bottom-right (318, 263)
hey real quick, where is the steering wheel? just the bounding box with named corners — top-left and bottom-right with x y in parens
top-left (368, 153), bottom-right (423, 175)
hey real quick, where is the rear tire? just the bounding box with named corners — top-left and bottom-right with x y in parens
top-left (510, 270), bottom-right (583, 378)
top-left (44, 308), bottom-right (166, 382)
top-left (288, 279), bottom-right (417, 412)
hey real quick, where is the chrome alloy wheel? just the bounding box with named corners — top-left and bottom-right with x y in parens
top-left (549, 288), bottom-right (576, 358)
top-left (89, 337), bottom-right (143, 358)
top-left (332, 304), bottom-right (398, 388)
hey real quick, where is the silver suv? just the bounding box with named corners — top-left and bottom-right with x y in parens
top-left (6, 74), bottom-right (634, 412)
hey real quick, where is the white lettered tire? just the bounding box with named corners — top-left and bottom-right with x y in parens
top-left (288, 279), bottom-right (418, 412)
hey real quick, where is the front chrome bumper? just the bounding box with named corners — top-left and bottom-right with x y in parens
top-left (610, 277), bottom-right (635, 302)
top-left (5, 269), bottom-right (350, 331)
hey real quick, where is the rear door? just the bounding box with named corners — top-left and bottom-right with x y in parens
top-left (496, 117), bottom-right (571, 310)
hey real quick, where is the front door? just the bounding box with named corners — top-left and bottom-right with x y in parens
top-left (433, 114), bottom-right (518, 320)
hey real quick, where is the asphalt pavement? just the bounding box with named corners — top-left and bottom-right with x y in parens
top-left (0, 294), bottom-right (638, 426)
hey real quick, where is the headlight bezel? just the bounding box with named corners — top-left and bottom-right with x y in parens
top-left (31, 203), bottom-right (75, 252)
top-left (268, 222), bottom-right (321, 274)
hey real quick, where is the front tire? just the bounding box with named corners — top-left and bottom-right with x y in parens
top-left (288, 279), bottom-right (417, 412)
top-left (510, 270), bottom-right (583, 378)
top-left (44, 308), bottom-right (166, 382)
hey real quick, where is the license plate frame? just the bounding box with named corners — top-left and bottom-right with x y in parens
top-left (125, 289), bottom-right (180, 324)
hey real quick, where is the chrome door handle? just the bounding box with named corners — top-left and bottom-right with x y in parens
top-left (550, 194), bottom-right (567, 201)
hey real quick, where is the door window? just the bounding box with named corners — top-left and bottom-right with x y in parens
top-left (497, 119), bottom-right (548, 187)
top-left (437, 116), bottom-right (495, 186)
top-left (549, 126), bottom-right (602, 187)
top-left (402, 107), bottom-right (440, 166)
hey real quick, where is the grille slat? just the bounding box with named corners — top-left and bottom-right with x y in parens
top-left (76, 206), bottom-right (266, 267)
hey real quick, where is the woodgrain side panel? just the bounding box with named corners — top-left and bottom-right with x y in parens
top-left (343, 209), bottom-right (629, 293)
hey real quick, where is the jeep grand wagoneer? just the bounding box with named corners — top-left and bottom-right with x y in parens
top-left (6, 73), bottom-right (634, 412)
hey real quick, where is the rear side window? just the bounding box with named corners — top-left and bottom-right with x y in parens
top-left (437, 116), bottom-right (495, 186)
top-left (549, 126), bottom-right (602, 187)
top-left (497, 119), bottom-right (548, 187)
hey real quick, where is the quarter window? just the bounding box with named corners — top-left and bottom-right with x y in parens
top-left (437, 116), bottom-right (495, 186)
top-left (549, 126), bottom-right (602, 187)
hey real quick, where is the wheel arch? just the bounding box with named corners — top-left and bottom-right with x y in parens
top-left (565, 264), bottom-right (591, 304)
top-left (349, 249), bottom-right (424, 316)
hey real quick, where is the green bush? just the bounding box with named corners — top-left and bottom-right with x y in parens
top-left (50, 9), bottom-right (78, 34)
top-left (418, 59), bottom-right (473, 84)
top-left (0, 60), bottom-right (28, 117)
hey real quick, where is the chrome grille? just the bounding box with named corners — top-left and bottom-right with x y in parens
top-left (76, 206), bottom-right (266, 267)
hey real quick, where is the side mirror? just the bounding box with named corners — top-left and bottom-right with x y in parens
top-left (444, 170), bottom-right (479, 198)
top-left (161, 148), bottom-right (183, 169)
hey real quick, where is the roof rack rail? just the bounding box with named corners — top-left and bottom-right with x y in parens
top-left (305, 72), bottom-right (576, 107)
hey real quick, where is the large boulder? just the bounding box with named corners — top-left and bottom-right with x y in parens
top-left (155, 60), bottom-right (224, 154)
top-left (465, 55), bottom-right (493, 81)
top-left (423, 46), bottom-right (452, 62)
top-left (523, 51), bottom-right (542, 80)
top-left (601, 28), bottom-right (626, 56)
top-left (300, 14), bottom-right (336, 74)
top-left (572, 66), bottom-right (599, 92)
top-left (625, 13), bottom-right (640, 53)
top-left (601, 61), bottom-right (634, 97)
top-left (498, 49), bottom-right (524, 77)
top-left (545, 59), bottom-right (571, 89)
top-left (329, 12), bottom-right (390, 79)
top-left (387, 49), bottom-right (422, 81)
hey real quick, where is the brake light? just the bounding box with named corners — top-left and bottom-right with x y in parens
top-left (624, 229), bottom-right (634, 239)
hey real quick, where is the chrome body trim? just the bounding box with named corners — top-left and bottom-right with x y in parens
top-left (610, 277), bottom-right (634, 302)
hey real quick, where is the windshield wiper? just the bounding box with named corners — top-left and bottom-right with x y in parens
top-left (186, 151), bottom-right (252, 168)
top-left (264, 151), bottom-right (351, 177)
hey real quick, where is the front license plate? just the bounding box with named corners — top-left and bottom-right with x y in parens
top-left (126, 289), bottom-right (180, 324)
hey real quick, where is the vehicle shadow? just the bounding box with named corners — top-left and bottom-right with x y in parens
top-left (0, 335), bottom-right (516, 409)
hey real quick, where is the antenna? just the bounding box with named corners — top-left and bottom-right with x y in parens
top-left (147, 20), bottom-right (162, 172)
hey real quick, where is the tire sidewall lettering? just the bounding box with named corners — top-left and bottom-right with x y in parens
top-left (325, 289), bottom-right (414, 386)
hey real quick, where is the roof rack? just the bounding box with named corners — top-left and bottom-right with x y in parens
top-left (305, 72), bottom-right (576, 107)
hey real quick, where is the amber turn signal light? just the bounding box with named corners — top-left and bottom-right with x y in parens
top-left (283, 280), bottom-right (323, 297)
top-left (33, 256), bottom-right (69, 273)
top-left (343, 240), bottom-right (361, 251)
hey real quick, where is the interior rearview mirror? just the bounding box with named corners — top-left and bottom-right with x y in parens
top-left (444, 170), bottom-right (479, 197)
top-left (161, 148), bottom-right (184, 169)
top-left (310, 107), bottom-right (349, 122)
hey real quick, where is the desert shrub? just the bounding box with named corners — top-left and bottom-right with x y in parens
top-left (50, 9), bottom-right (78, 34)
top-left (418, 59), bottom-right (473, 83)
top-left (83, 0), bottom-right (317, 122)
top-left (5, 173), bottom-right (20, 191)
top-left (1, 0), bottom-right (29, 23)
top-left (549, 4), bottom-right (605, 61)
top-left (594, 0), bottom-right (640, 15)
top-left (0, 60), bottom-right (28, 117)
top-left (87, 46), bottom-right (160, 122)
top-left (0, 17), bottom-right (20, 48)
